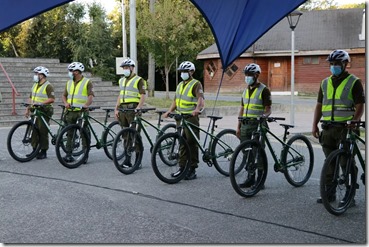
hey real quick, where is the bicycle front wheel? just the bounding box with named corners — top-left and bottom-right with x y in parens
top-left (281, 134), bottom-right (314, 187)
top-left (55, 124), bottom-right (90, 169)
top-left (102, 120), bottom-right (121, 160)
top-left (151, 132), bottom-right (190, 184)
top-left (211, 129), bottom-right (239, 176)
top-left (320, 149), bottom-right (357, 216)
top-left (229, 140), bottom-right (268, 198)
top-left (7, 121), bottom-right (41, 162)
top-left (112, 128), bottom-right (143, 174)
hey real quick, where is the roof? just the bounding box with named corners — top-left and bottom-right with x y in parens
top-left (198, 8), bottom-right (365, 59)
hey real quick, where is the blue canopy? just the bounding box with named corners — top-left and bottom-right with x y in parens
top-left (190, 0), bottom-right (307, 69)
top-left (0, 0), bottom-right (73, 33)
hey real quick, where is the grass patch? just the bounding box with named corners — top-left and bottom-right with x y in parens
top-left (145, 97), bottom-right (239, 108)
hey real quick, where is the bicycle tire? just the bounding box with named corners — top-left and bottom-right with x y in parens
top-left (55, 124), bottom-right (90, 169)
top-left (112, 128), bottom-right (143, 175)
top-left (156, 123), bottom-right (177, 141)
top-left (151, 132), bottom-right (191, 184)
top-left (7, 121), bottom-right (41, 162)
top-left (281, 134), bottom-right (314, 187)
top-left (102, 120), bottom-right (121, 160)
top-left (320, 149), bottom-right (357, 216)
top-left (211, 129), bottom-right (239, 176)
top-left (229, 140), bottom-right (268, 197)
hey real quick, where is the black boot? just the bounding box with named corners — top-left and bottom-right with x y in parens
top-left (239, 173), bottom-right (255, 188)
top-left (36, 150), bottom-right (47, 159)
top-left (184, 167), bottom-right (197, 180)
top-left (171, 167), bottom-right (184, 177)
top-left (317, 185), bottom-right (336, 203)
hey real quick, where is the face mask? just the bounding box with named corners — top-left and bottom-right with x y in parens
top-left (181, 72), bottom-right (190, 81)
top-left (33, 75), bottom-right (39, 82)
top-left (330, 65), bottom-right (342, 76)
top-left (245, 76), bottom-right (255, 86)
top-left (122, 69), bottom-right (131, 77)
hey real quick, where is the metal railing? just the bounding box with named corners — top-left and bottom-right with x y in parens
top-left (0, 62), bottom-right (20, 115)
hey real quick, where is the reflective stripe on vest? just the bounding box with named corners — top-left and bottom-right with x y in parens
top-left (31, 81), bottom-right (51, 104)
top-left (321, 75), bottom-right (356, 121)
top-left (175, 79), bottom-right (198, 113)
top-left (242, 83), bottom-right (266, 117)
top-left (119, 75), bottom-right (141, 103)
top-left (67, 77), bottom-right (89, 109)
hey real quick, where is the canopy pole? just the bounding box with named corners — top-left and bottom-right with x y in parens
top-left (203, 70), bottom-right (225, 148)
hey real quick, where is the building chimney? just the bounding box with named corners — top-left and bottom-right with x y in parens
top-left (359, 9), bottom-right (365, 41)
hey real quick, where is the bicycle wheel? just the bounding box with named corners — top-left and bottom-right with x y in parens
top-left (112, 128), bottom-right (143, 175)
top-left (229, 140), bottom-right (268, 198)
top-left (211, 129), bottom-right (239, 176)
top-left (55, 124), bottom-right (90, 169)
top-left (7, 121), bottom-right (41, 162)
top-left (156, 123), bottom-right (177, 140)
top-left (320, 149), bottom-right (357, 216)
top-left (281, 134), bottom-right (314, 187)
top-left (102, 120), bottom-right (121, 160)
top-left (151, 132), bottom-right (191, 184)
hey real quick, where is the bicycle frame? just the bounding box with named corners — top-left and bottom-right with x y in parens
top-left (178, 116), bottom-right (233, 161)
top-left (340, 126), bottom-right (365, 172)
top-left (132, 116), bottom-right (162, 149)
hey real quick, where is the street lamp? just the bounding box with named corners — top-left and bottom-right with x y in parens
top-left (286, 10), bottom-right (302, 126)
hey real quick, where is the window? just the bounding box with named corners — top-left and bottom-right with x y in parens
top-left (206, 60), bottom-right (217, 78)
top-left (303, 57), bottom-right (319, 65)
top-left (225, 63), bottom-right (239, 78)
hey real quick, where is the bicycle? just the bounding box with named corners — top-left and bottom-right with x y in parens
top-left (7, 103), bottom-right (66, 162)
top-left (55, 106), bottom-right (120, 168)
top-left (151, 112), bottom-right (239, 184)
top-left (229, 116), bottom-right (314, 197)
top-left (319, 120), bottom-right (365, 216)
top-left (111, 108), bottom-right (177, 174)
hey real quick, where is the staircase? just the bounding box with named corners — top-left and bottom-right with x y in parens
top-left (0, 57), bottom-right (120, 127)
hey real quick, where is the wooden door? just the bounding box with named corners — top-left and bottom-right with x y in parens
top-left (268, 58), bottom-right (287, 91)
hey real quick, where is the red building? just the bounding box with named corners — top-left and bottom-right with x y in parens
top-left (197, 8), bottom-right (366, 94)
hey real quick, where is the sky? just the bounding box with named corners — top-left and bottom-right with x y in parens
top-left (75, 0), bottom-right (367, 14)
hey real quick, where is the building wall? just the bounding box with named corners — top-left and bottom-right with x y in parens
top-left (202, 55), bottom-right (366, 94)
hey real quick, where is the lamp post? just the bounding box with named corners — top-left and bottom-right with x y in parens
top-left (286, 10), bottom-right (302, 126)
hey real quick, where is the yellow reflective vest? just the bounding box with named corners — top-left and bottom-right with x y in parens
top-left (175, 79), bottom-right (199, 114)
top-left (31, 81), bottom-right (51, 105)
top-left (321, 74), bottom-right (357, 121)
top-left (242, 83), bottom-right (266, 117)
top-left (66, 77), bottom-right (90, 110)
top-left (119, 75), bottom-right (142, 104)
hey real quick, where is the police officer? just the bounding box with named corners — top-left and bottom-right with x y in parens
top-left (312, 50), bottom-right (365, 204)
top-left (25, 66), bottom-right (55, 159)
top-left (62, 62), bottom-right (94, 162)
top-left (236, 63), bottom-right (271, 188)
top-left (114, 58), bottom-right (147, 128)
top-left (163, 61), bottom-right (205, 180)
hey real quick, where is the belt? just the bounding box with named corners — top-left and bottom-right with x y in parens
top-left (120, 103), bottom-right (138, 109)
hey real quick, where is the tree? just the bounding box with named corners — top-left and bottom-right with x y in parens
top-left (137, 0), bottom-right (213, 98)
top-left (300, 0), bottom-right (338, 10)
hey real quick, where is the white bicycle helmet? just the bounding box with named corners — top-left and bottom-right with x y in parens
top-left (33, 66), bottom-right (42, 73)
top-left (244, 63), bottom-right (261, 74)
top-left (68, 62), bottom-right (85, 72)
top-left (35, 66), bottom-right (49, 77)
top-left (177, 61), bottom-right (195, 71)
top-left (120, 58), bottom-right (136, 67)
top-left (327, 50), bottom-right (350, 62)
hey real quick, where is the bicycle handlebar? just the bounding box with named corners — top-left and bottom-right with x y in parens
top-left (118, 108), bottom-right (156, 114)
top-left (238, 116), bottom-right (285, 123)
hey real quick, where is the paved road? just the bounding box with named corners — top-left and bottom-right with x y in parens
top-left (0, 114), bottom-right (366, 244)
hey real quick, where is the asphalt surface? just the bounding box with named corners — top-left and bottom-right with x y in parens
top-left (0, 95), bottom-right (366, 244)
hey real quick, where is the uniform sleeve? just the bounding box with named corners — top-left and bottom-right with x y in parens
top-left (317, 86), bottom-right (323, 104)
top-left (87, 81), bottom-right (95, 96)
top-left (262, 87), bottom-right (272, 106)
top-left (192, 81), bottom-right (204, 99)
top-left (137, 78), bottom-right (147, 94)
top-left (46, 84), bottom-right (55, 99)
top-left (352, 79), bottom-right (365, 105)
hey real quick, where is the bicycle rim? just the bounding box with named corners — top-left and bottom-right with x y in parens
top-left (151, 132), bottom-right (190, 184)
top-left (103, 121), bottom-right (121, 160)
top-left (282, 135), bottom-right (314, 187)
top-left (320, 149), bottom-right (357, 216)
top-left (229, 140), bottom-right (268, 197)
